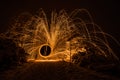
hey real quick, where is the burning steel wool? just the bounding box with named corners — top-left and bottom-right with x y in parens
top-left (2, 9), bottom-right (119, 62)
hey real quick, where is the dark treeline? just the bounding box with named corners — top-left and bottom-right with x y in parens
top-left (72, 47), bottom-right (120, 77)
top-left (0, 36), bottom-right (28, 71)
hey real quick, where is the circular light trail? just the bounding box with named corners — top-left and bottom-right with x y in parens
top-left (40, 45), bottom-right (51, 56)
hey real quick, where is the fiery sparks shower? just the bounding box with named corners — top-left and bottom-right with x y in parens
top-left (2, 9), bottom-right (119, 62)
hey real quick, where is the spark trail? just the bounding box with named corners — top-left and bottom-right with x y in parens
top-left (2, 9), bottom-right (119, 62)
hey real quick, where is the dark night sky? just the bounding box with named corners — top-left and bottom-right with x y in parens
top-left (0, 0), bottom-right (119, 36)
top-left (0, 0), bottom-right (120, 53)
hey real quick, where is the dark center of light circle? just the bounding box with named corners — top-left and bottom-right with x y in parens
top-left (40, 45), bottom-right (51, 56)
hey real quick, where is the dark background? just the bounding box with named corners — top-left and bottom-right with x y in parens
top-left (0, 0), bottom-right (120, 55)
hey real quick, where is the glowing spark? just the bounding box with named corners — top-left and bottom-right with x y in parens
top-left (2, 9), bottom-right (119, 62)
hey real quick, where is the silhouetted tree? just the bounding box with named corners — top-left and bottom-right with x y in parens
top-left (0, 37), bottom-right (28, 70)
top-left (72, 47), bottom-right (115, 69)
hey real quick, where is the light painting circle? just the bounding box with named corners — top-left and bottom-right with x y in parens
top-left (40, 45), bottom-right (51, 56)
